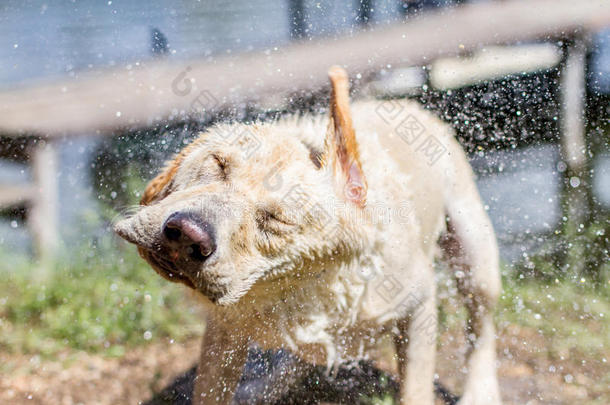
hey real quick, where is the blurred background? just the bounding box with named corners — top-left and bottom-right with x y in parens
top-left (0, 1), bottom-right (608, 404)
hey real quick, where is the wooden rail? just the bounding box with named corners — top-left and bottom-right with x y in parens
top-left (0, 0), bottom-right (608, 261)
top-left (0, 0), bottom-right (607, 137)
top-left (0, 185), bottom-right (35, 207)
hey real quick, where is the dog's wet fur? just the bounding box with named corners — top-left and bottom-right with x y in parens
top-left (116, 67), bottom-right (502, 405)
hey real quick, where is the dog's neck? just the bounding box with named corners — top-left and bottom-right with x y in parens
top-left (210, 248), bottom-right (385, 368)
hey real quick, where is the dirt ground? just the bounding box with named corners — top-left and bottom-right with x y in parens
top-left (1, 323), bottom-right (607, 405)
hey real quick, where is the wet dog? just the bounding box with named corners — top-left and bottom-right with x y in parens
top-left (115, 66), bottom-right (502, 405)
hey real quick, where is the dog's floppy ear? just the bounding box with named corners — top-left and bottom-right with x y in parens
top-left (322, 66), bottom-right (367, 208)
top-left (140, 160), bottom-right (179, 205)
top-left (140, 136), bottom-right (207, 205)
top-left (140, 133), bottom-right (206, 205)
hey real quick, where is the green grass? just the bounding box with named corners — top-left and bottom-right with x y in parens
top-left (0, 235), bottom-right (608, 402)
top-left (437, 268), bottom-right (609, 358)
top-left (0, 239), bottom-right (202, 357)
top-left (0, 245), bottom-right (608, 405)
top-left (498, 276), bottom-right (610, 360)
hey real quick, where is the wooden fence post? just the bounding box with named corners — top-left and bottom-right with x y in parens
top-left (559, 35), bottom-right (591, 276)
top-left (29, 138), bottom-right (59, 268)
top-left (357, 0), bottom-right (373, 25)
top-left (288, 0), bottom-right (306, 39)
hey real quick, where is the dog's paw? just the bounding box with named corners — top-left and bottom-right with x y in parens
top-left (457, 388), bottom-right (502, 405)
top-left (457, 374), bottom-right (502, 405)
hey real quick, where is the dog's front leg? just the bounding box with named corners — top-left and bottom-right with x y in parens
top-left (193, 315), bottom-right (249, 405)
top-left (393, 270), bottom-right (437, 405)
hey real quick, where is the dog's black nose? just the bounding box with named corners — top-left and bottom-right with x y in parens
top-left (162, 212), bottom-right (216, 262)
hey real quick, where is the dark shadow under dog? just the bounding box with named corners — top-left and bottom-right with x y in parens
top-left (145, 348), bottom-right (458, 405)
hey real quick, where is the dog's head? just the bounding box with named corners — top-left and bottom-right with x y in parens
top-left (114, 67), bottom-right (369, 305)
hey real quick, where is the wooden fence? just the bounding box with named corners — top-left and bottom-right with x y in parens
top-left (0, 0), bottom-right (608, 261)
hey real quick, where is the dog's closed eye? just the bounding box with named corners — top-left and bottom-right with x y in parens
top-left (256, 208), bottom-right (295, 234)
top-left (211, 154), bottom-right (230, 180)
top-left (301, 142), bottom-right (323, 169)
